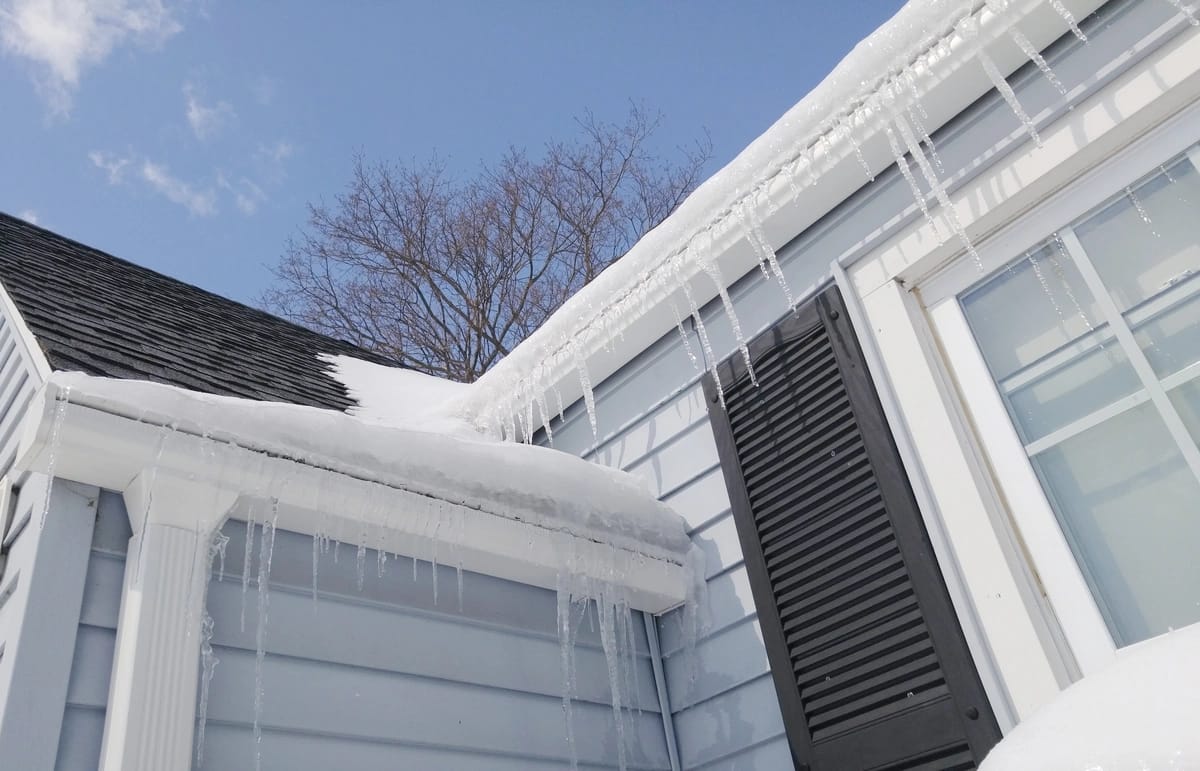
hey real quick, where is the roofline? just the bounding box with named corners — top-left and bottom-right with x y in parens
top-left (15, 375), bottom-right (689, 613)
top-left (456, 0), bottom-right (1108, 436)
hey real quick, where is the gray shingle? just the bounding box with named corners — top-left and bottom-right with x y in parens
top-left (0, 212), bottom-right (399, 411)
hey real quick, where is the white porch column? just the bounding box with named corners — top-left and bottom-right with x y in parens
top-left (98, 472), bottom-right (235, 771)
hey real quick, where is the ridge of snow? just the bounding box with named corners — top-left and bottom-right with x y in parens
top-left (47, 371), bottom-right (690, 559)
top-left (980, 623), bottom-right (1200, 770)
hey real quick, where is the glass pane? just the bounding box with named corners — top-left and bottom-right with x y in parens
top-left (1075, 158), bottom-right (1200, 313)
top-left (1170, 378), bottom-right (1200, 447)
top-left (1130, 272), bottom-right (1200, 380)
top-left (963, 245), bottom-right (1140, 443)
top-left (1034, 402), bottom-right (1200, 646)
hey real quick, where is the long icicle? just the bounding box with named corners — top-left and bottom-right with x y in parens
top-left (740, 201), bottom-right (795, 308)
top-left (686, 241), bottom-right (756, 385)
top-left (735, 201), bottom-right (773, 283)
top-left (978, 47), bottom-right (1042, 146)
top-left (884, 122), bottom-right (944, 245)
top-left (196, 529), bottom-right (229, 767)
top-left (570, 338), bottom-right (598, 440)
top-left (253, 503), bottom-right (279, 771)
top-left (667, 296), bottom-right (700, 371)
top-left (1048, 0), bottom-right (1088, 40)
top-left (892, 112), bottom-right (983, 269)
top-left (1007, 26), bottom-right (1067, 94)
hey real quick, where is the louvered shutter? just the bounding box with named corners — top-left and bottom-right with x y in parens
top-left (705, 286), bottom-right (1001, 770)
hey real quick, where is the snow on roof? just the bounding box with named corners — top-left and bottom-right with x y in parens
top-left (47, 371), bottom-right (690, 560)
top-left (980, 623), bottom-right (1200, 770)
top-left (456, 0), bottom-right (1100, 436)
top-left (320, 354), bottom-right (475, 438)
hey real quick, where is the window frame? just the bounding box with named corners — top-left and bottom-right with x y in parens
top-left (918, 99), bottom-right (1200, 674)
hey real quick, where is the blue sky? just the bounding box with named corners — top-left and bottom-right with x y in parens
top-left (0, 0), bottom-right (904, 307)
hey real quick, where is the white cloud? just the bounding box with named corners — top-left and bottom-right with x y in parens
top-left (217, 171), bottom-right (265, 215)
top-left (0, 0), bottom-right (181, 113)
top-left (89, 148), bottom-right (131, 183)
top-left (139, 159), bottom-right (216, 216)
top-left (17, 208), bottom-right (38, 224)
top-left (183, 81), bottom-right (234, 140)
top-left (258, 139), bottom-right (293, 164)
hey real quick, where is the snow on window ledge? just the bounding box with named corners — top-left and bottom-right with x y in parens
top-left (15, 372), bottom-right (692, 613)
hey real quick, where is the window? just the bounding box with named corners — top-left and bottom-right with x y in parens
top-left (958, 148), bottom-right (1200, 647)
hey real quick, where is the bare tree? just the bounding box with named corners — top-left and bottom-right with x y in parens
top-left (264, 106), bottom-right (711, 382)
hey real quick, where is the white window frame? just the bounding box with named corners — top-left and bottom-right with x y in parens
top-left (919, 98), bottom-right (1200, 675)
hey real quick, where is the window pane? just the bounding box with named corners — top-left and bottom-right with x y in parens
top-left (963, 245), bottom-right (1140, 443)
top-left (1130, 273), bottom-right (1200, 380)
top-left (1170, 378), bottom-right (1200, 446)
top-left (1034, 402), bottom-right (1200, 645)
top-left (1074, 158), bottom-right (1200, 314)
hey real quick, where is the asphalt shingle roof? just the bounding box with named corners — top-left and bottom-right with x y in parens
top-left (0, 212), bottom-right (399, 411)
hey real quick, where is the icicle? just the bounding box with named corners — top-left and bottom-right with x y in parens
top-left (311, 532), bottom-right (320, 610)
top-left (1048, 0), bottom-right (1088, 40)
top-left (570, 339), bottom-right (598, 440)
top-left (668, 297), bottom-right (700, 370)
top-left (892, 112), bottom-right (983, 269)
top-left (38, 385), bottom-right (70, 530)
top-left (355, 535), bottom-right (367, 592)
top-left (907, 104), bottom-right (943, 175)
top-left (686, 242), bottom-right (756, 385)
top-left (978, 48), bottom-right (1042, 145)
top-left (597, 589), bottom-right (628, 771)
top-left (1051, 233), bottom-right (1097, 334)
top-left (240, 505), bottom-right (256, 633)
top-left (1007, 26), bottom-right (1067, 94)
top-left (1164, 0), bottom-right (1200, 26)
top-left (847, 126), bottom-right (875, 182)
top-left (195, 610), bottom-right (218, 766)
top-left (557, 572), bottom-right (579, 771)
top-left (1125, 186), bottom-right (1160, 237)
top-left (739, 202), bottom-right (794, 308)
top-left (534, 378), bottom-right (553, 445)
top-left (673, 257), bottom-right (723, 407)
top-left (1028, 250), bottom-right (1066, 323)
top-left (195, 529), bottom-right (228, 767)
top-left (252, 504), bottom-right (279, 771)
top-left (884, 122), bottom-right (944, 244)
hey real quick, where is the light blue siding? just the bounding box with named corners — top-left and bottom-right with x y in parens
top-left (542, 3), bottom-right (1178, 767)
top-left (196, 520), bottom-right (672, 770)
top-left (54, 490), bottom-right (129, 770)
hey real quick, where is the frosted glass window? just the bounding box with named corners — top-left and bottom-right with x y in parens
top-left (960, 148), bottom-right (1200, 647)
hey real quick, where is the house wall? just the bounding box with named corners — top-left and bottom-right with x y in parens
top-left (543, 0), bottom-right (1179, 765)
top-left (194, 517), bottom-right (673, 770)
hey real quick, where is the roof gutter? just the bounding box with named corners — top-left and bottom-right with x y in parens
top-left (14, 379), bottom-right (689, 613)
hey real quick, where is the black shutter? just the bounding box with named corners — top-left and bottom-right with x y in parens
top-left (705, 285), bottom-right (1001, 770)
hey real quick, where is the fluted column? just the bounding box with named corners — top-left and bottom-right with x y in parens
top-left (99, 472), bottom-right (235, 771)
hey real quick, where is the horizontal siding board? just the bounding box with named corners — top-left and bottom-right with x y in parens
top-left (662, 468), bottom-right (731, 534)
top-left (592, 385), bottom-right (708, 472)
top-left (201, 643), bottom-right (669, 768)
top-left (207, 577), bottom-right (661, 710)
top-left (62, 625), bottom-right (115, 709)
top-left (690, 512), bottom-right (746, 581)
top-left (198, 720), bottom-right (634, 771)
top-left (75, 553), bottom-right (125, 630)
top-left (672, 675), bottom-right (786, 770)
top-left (662, 618), bottom-right (772, 712)
top-left (54, 707), bottom-right (104, 771)
top-left (203, 521), bottom-right (668, 769)
top-left (691, 735), bottom-right (794, 770)
top-left (658, 565), bottom-right (758, 657)
top-left (623, 420), bottom-right (721, 499)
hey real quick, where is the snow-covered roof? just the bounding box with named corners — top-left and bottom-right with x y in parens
top-left (455, 0), bottom-right (1105, 439)
top-left (980, 623), bottom-right (1200, 770)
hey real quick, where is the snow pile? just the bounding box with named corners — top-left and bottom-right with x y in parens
top-left (980, 623), bottom-right (1200, 771)
top-left (49, 371), bottom-right (690, 559)
top-left (320, 354), bottom-right (476, 438)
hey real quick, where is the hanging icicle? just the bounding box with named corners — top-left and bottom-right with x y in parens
top-left (977, 47), bottom-right (1042, 146)
top-left (884, 122), bottom-right (945, 245)
top-left (570, 338), bottom-right (598, 440)
top-left (38, 385), bottom-right (70, 530)
top-left (667, 297), bottom-right (700, 371)
top-left (892, 112), bottom-right (984, 269)
top-left (1048, 0), bottom-right (1088, 40)
top-left (739, 201), bottom-right (795, 309)
top-left (252, 504), bottom-right (279, 771)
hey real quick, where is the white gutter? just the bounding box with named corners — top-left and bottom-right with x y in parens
top-left (14, 378), bottom-right (689, 614)
top-left (458, 0), bottom-right (1107, 434)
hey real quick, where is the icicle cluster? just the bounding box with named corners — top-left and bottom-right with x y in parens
top-left (463, 0), bottom-right (1082, 442)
